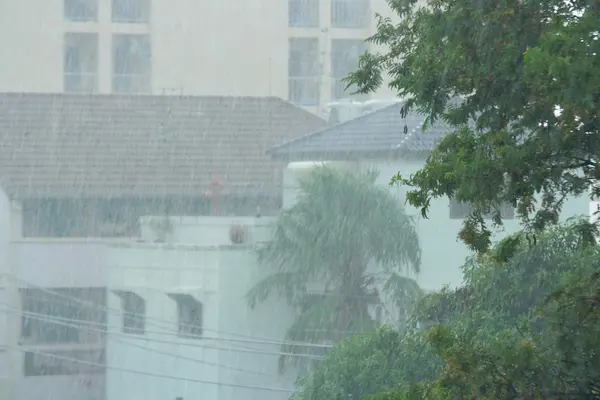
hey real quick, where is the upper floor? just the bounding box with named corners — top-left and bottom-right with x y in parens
top-left (0, 0), bottom-right (398, 115)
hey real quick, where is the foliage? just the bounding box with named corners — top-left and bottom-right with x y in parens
top-left (346, 0), bottom-right (600, 254)
top-left (246, 166), bottom-right (423, 370)
top-left (294, 220), bottom-right (600, 399)
top-left (292, 326), bottom-right (439, 400)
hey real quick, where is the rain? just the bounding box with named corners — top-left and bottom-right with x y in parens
top-left (0, 0), bottom-right (599, 399)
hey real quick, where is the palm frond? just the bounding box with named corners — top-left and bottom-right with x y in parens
top-left (246, 272), bottom-right (301, 309)
top-left (383, 273), bottom-right (424, 323)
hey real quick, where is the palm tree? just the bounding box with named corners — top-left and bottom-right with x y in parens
top-left (247, 166), bottom-right (422, 370)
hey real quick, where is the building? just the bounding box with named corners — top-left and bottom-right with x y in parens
top-left (0, 0), bottom-right (398, 115)
top-left (267, 101), bottom-right (590, 290)
top-left (0, 92), bottom-right (324, 400)
top-left (104, 216), bottom-right (299, 400)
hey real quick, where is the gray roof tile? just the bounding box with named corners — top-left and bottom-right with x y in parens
top-left (0, 93), bottom-right (326, 199)
top-left (268, 102), bottom-right (456, 159)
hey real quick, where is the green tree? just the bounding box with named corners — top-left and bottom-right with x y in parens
top-left (246, 166), bottom-right (422, 370)
top-left (292, 326), bottom-right (439, 400)
top-left (347, 0), bottom-right (600, 254)
top-left (295, 219), bottom-right (600, 399)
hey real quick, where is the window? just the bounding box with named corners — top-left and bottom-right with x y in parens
top-left (64, 0), bottom-right (98, 22)
top-left (449, 198), bottom-right (515, 219)
top-left (20, 288), bottom-right (106, 344)
top-left (331, 39), bottom-right (367, 100)
top-left (114, 291), bottom-right (145, 334)
top-left (331, 0), bottom-right (369, 28)
top-left (64, 33), bottom-right (98, 93)
top-left (288, 38), bottom-right (320, 105)
top-left (112, 34), bottom-right (152, 93)
top-left (112, 0), bottom-right (150, 23)
top-left (289, 0), bottom-right (319, 27)
top-left (24, 348), bottom-right (104, 376)
top-left (169, 294), bottom-right (203, 338)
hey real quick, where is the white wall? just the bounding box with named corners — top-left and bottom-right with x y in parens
top-left (105, 244), bottom-right (220, 400)
top-left (0, 0), bottom-right (395, 114)
top-left (361, 159), bottom-right (589, 290)
top-left (106, 217), bottom-right (297, 400)
top-left (281, 160), bottom-right (590, 292)
top-left (0, 189), bottom-right (19, 400)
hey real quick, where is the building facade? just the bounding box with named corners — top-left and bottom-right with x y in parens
top-left (105, 216), bottom-right (298, 400)
top-left (0, 0), bottom-right (398, 115)
top-left (269, 102), bottom-right (591, 291)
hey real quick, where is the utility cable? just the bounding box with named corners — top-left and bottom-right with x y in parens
top-left (0, 305), bottom-right (324, 360)
top-left (0, 343), bottom-right (296, 394)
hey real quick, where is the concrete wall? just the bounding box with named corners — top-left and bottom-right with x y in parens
top-left (363, 159), bottom-right (589, 290)
top-left (105, 217), bottom-right (297, 400)
top-left (0, 200), bottom-right (109, 400)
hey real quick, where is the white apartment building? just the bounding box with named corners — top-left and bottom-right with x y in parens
top-left (0, 0), bottom-right (397, 115)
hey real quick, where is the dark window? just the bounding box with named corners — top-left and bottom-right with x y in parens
top-left (112, 34), bottom-right (152, 93)
top-left (114, 291), bottom-right (146, 334)
top-left (330, 39), bottom-right (367, 100)
top-left (23, 348), bottom-right (104, 376)
top-left (289, 0), bottom-right (319, 27)
top-left (288, 38), bottom-right (320, 105)
top-left (331, 0), bottom-right (369, 28)
top-left (449, 198), bottom-right (515, 219)
top-left (112, 0), bottom-right (150, 23)
top-left (64, 32), bottom-right (98, 93)
top-left (169, 294), bottom-right (203, 338)
top-left (20, 288), bottom-right (106, 344)
top-left (64, 0), bottom-right (98, 22)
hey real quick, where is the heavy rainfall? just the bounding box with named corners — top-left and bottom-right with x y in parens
top-left (0, 0), bottom-right (598, 399)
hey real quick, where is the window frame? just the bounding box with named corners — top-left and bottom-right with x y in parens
top-left (330, 0), bottom-right (370, 29)
top-left (288, 0), bottom-right (319, 27)
top-left (112, 33), bottom-right (152, 94)
top-left (114, 290), bottom-right (146, 335)
top-left (330, 39), bottom-right (368, 100)
top-left (111, 0), bottom-right (151, 23)
top-left (64, 0), bottom-right (98, 22)
top-left (288, 37), bottom-right (320, 106)
top-left (64, 32), bottom-right (99, 93)
top-left (169, 294), bottom-right (203, 338)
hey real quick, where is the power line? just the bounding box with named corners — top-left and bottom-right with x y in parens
top-left (0, 304), bottom-right (325, 360)
top-left (1, 343), bottom-right (296, 394)
top-left (11, 303), bottom-right (333, 350)
top-left (3, 273), bottom-right (337, 348)
top-left (0, 305), bottom-right (277, 378)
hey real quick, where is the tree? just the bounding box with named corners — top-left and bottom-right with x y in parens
top-left (347, 0), bottom-right (600, 254)
top-left (292, 326), bottom-right (439, 400)
top-left (295, 219), bottom-right (600, 399)
top-left (246, 166), bottom-right (422, 370)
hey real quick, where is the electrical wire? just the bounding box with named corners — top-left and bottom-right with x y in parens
top-left (1, 343), bottom-right (296, 394)
top-left (0, 305), bottom-right (278, 378)
top-left (0, 304), bottom-right (325, 360)
top-left (9, 304), bottom-right (333, 350)
top-left (2, 273), bottom-right (338, 348)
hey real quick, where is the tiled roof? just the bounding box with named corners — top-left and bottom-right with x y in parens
top-left (268, 102), bottom-right (456, 160)
top-left (0, 93), bottom-right (325, 199)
